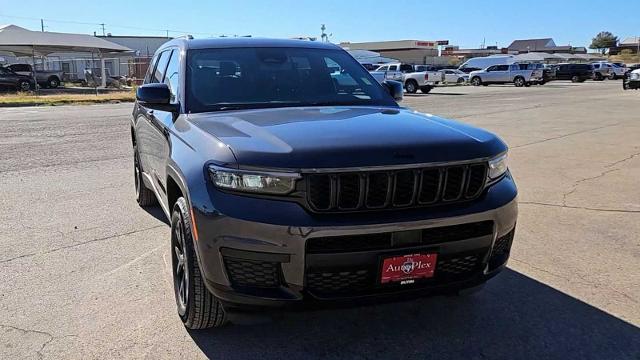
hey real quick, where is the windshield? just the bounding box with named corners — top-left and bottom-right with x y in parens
top-left (186, 47), bottom-right (398, 112)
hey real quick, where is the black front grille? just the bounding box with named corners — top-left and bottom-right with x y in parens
top-left (306, 221), bottom-right (494, 254)
top-left (224, 257), bottom-right (281, 288)
top-left (489, 229), bottom-right (515, 270)
top-left (306, 269), bottom-right (372, 295)
top-left (436, 254), bottom-right (481, 278)
top-left (306, 251), bottom-right (485, 297)
top-left (305, 163), bottom-right (487, 212)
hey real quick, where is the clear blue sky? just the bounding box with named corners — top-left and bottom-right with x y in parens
top-left (1, 0), bottom-right (637, 48)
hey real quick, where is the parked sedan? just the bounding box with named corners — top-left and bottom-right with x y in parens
top-left (442, 69), bottom-right (469, 84)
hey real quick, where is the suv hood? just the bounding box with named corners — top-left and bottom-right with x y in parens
top-left (188, 106), bottom-right (506, 169)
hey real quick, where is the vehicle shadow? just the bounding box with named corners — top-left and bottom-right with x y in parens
top-left (140, 205), bottom-right (169, 225)
top-left (187, 269), bottom-right (639, 359)
top-left (405, 92), bottom-right (467, 97)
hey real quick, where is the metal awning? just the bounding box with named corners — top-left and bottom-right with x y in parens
top-left (0, 24), bottom-right (132, 90)
top-left (0, 24), bottom-right (131, 56)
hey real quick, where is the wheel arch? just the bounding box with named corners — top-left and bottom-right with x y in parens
top-left (166, 163), bottom-right (190, 212)
top-left (405, 78), bottom-right (418, 86)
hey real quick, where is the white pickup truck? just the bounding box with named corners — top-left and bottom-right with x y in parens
top-left (469, 64), bottom-right (543, 87)
top-left (370, 63), bottom-right (443, 93)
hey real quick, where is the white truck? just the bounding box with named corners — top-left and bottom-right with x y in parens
top-left (469, 64), bottom-right (543, 87)
top-left (370, 63), bottom-right (443, 93)
top-left (458, 55), bottom-right (515, 73)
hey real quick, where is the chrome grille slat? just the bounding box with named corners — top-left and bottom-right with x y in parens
top-left (306, 163), bottom-right (487, 212)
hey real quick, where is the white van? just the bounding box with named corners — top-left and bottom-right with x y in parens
top-left (458, 55), bottom-right (515, 73)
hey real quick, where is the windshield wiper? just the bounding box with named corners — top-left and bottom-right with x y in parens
top-left (210, 101), bottom-right (302, 111)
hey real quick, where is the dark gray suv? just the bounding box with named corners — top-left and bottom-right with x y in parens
top-left (132, 37), bottom-right (518, 329)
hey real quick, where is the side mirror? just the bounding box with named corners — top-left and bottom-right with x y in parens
top-left (136, 83), bottom-right (178, 112)
top-left (382, 80), bottom-right (403, 101)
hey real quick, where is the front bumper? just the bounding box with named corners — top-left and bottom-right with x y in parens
top-left (192, 173), bottom-right (518, 309)
top-left (625, 79), bottom-right (640, 89)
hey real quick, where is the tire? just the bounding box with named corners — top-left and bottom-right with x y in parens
top-left (133, 146), bottom-right (157, 206)
top-left (457, 77), bottom-right (465, 84)
top-left (420, 85), bottom-right (432, 94)
top-left (405, 80), bottom-right (418, 94)
top-left (18, 80), bottom-right (31, 91)
top-left (539, 80), bottom-right (546, 85)
top-left (47, 76), bottom-right (60, 88)
top-left (594, 72), bottom-right (603, 81)
top-left (608, 72), bottom-right (616, 80)
top-left (571, 75), bottom-right (580, 83)
top-left (172, 197), bottom-right (227, 329)
top-left (513, 76), bottom-right (525, 87)
top-left (471, 77), bottom-right (482, 86)
top-left (623, 81), bottom-right (628, 90)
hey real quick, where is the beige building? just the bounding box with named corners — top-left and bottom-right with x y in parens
top-left (340, 40), bottom-right (442, 65)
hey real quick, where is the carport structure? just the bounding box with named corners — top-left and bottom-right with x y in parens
top-left (0, 24), bottom-right (131, 90)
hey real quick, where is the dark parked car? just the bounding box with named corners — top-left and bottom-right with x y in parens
top-left (132, 38), bottom-right (518, 329)
top-left (0, 66), bottom-right (34, 91)
top-left (554, 63), bottom-right (594, 82)
top-left (6, 63), bottom-right (64, 88)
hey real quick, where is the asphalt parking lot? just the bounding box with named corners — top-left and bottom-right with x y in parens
top-left (1, 81), bottom-right (638, 359)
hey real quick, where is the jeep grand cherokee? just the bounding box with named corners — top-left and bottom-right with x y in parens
top-left (132, 38), bottom-right (518, 329)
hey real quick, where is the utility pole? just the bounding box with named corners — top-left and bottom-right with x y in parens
top-left (166, 30), bottom-right (169, 38)
top-left (320, 24), bottom-right (331, 43)
top-left (40, 19), bottom-right (44, 32)
top-left (99, 23), bottom-right (105, 36)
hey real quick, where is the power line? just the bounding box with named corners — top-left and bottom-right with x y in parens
top-left (0, 13), bottom-right (214, 37)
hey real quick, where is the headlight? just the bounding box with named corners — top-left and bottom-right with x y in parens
top-left (209, 166), bottom-right (300, 195)
top-left (488, 153), bottom-right (508, 180)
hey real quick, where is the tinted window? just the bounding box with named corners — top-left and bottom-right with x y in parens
top-left (376, 65), bottom-right (388, 72)
top-left (186, 47), bottom-right (397, 113)
top-left (495, 65), bottom-right (509, 71)
top-left (150, 50), bottom-right (171, 83)
top-left (400, 64), bottom-right (413, 73)
top-left (164, 50), bottom-right (180, 103)
top-left (9, 64), bottom-right (31, 72)
top-left (388, 65), bottom-right (398, 71)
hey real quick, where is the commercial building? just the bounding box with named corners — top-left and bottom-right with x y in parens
top-left (442, 45), bottom-right (512, 58)
top-left (507, 38), bottom-right (586, 54)
top-left (340, 40), bottom-right (446, 65)
top-left (610, 36), bottom-right (640, 54)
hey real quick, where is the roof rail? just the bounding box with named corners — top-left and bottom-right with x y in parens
top-left (174, 34), bottom-right (194, 40)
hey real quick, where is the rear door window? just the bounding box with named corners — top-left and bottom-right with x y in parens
top-left (400, 64), bottom-right (413, 73)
